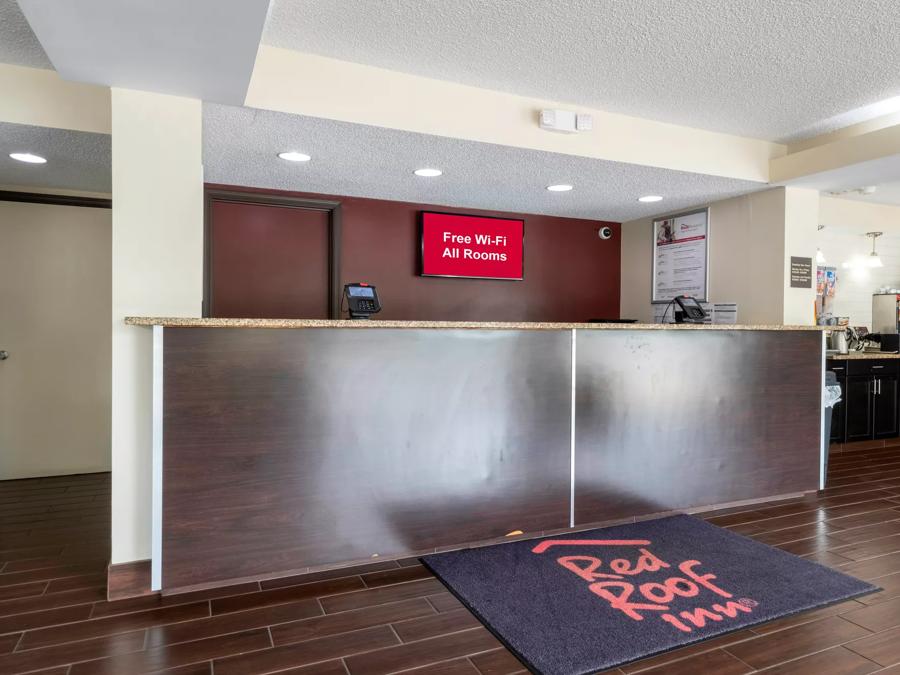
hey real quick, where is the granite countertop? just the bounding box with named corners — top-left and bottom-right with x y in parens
top-left (125, 317), bottom-right (827, 331)
top-left (828, 351), bottom-right (900, 360)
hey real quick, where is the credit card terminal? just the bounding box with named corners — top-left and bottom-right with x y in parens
top-left (344, 283), bottom-right (381, 319)
top-left (674, 295), bottom-right (707, 323)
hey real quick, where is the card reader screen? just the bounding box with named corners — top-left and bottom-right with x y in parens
top-left (348, 286), bottom-right (374, 298)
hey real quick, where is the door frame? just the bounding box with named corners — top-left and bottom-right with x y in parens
top-left (0, 189), bottom-right (111, 209)
top-left (203, 187), bottom-right (342, 319)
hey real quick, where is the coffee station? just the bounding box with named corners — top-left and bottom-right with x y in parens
top-left (826, 293), bottom-right (900, 443)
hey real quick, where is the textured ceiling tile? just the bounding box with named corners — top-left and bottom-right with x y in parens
top-left (0, 121), bottom-right (110, 192)
top-left (203, 103), bottom-right (765, 221)
top-left (0, 0), bottom-right (52, 69)
top-left (263, 0), bottom-right (900, 143)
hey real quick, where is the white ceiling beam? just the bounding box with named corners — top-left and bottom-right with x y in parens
top-left (771, 124), bottom-right (900, 185)
top-left (0, 63), bottom-right (110, 133)
top-left (245, 47), bottom-right (785, 184)
top-left (18, 0), bottom-right (271, 105)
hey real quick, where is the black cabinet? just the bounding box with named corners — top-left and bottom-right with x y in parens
top-left (874, 375), bottom-right (899, 438)
top-left (844, 375), bottom-right (873, 441)
top-left (829, 359), bottom-right (900, 443)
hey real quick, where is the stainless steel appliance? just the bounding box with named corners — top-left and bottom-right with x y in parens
top-left (829, 329), bottom-right (849, 354)
top-left (872, 293), bottom-right (900, 334)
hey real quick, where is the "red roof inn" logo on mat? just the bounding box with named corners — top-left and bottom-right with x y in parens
top-left (532, 539), bottom-right (758, 634)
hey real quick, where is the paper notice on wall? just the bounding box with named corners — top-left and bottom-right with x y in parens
top-left (711, 303), bottom-right (738, 324)
top-left (652, 302), bottom-right (738, 325)
top-left (653, 210), bottom-right (709, 302)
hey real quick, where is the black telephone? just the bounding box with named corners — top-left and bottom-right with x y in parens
top-left (673, 295), bottom-right (707, 323)
top-left (343, 283), bottom-right (381, 319)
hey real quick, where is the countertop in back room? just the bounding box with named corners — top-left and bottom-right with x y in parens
top-left (828, 352), bottom-right (900, 360)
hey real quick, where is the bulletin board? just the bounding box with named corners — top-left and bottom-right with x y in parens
top-left (651, 208), bottom-right (709, 303)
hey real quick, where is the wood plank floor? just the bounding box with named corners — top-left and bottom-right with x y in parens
top-left (4, 445), bottom-right (900, 673)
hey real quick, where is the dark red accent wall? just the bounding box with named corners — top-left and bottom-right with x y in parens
top-left (206, 185), bottom-right (621, 322)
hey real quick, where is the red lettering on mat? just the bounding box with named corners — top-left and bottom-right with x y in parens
top-left (533, 537), bottom-right (756, 634)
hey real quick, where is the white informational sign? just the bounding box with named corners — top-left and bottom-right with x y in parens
top-left (710, 302), bottom-right (737, 325)
top-left (652, 209), bottom-right (709, 303)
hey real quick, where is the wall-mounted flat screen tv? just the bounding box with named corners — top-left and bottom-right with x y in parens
top-left (420, 211), bottom-right (524, 280)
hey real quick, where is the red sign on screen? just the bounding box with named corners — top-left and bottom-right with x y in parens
top-left (421, 212), bottom-right (524, 280)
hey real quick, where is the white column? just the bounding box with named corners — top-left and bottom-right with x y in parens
top-left (783, 187), bottom-right (820, 325)
top-left (110, 89), bottom-right (203, 564)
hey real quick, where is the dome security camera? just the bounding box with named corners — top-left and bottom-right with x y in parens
top-left (598, 226), bottom-right (613, 240)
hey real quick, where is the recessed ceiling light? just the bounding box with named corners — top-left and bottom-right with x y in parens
top-left (414, 168), bottom-right (442, 177)
top-left (547, 184), bottom-right (573, 192)
top-left (9, 152), bottom-right (47, 164)
top-left (638, 195), bottom-right (663, 203)
top-left (277, 151), bottom-right (311, 162)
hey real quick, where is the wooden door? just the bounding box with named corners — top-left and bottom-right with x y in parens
top-left (207, 199), bottom-right (332, 318)
top-left (0, 199), bottom-right (111, 479)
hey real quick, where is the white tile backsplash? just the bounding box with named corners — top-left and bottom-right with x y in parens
top-left (819, 230), bottom-right (900, 329)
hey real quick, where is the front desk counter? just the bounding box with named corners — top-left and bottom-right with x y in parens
top-left (125, 318), bottom-right (826, 593)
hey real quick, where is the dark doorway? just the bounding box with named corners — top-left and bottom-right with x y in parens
top-left (204, 190), bottom-right (340, 319)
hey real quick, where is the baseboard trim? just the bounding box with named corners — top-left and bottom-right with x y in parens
top-left (831, 438), bottom-right (900, 453)
top-left (0, 470), bottom-right (111, 482)
top-left (153, 489), bottom-right (818, 598)
top-left (107, 559), bottom-right (153, 601)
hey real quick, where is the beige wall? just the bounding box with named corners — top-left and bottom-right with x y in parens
top-left (783, 187), bottom-right (820, 325)
top-left (0, 201), bottom-right (111, 479)
top-left (621, 189), bottom-right (789, 324)
top-left (820, 195), bottom-right (900, 232)
top-left (111, 89), bottom-right (203, 564)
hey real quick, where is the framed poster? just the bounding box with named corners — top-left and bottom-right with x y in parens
top-left (420, 211), bottom-right (524, 280)
top-left (651, 208), bottom-right (709, 303)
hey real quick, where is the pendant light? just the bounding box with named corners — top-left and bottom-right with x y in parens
top-left (867, 232), bottom-right (884, 268)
